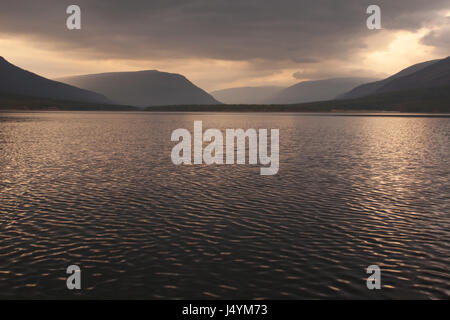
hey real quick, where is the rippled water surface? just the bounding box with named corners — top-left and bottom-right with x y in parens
top-left (0, 112), bottom-right (449, 299)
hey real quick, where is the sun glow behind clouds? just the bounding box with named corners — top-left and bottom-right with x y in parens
top-left (363, 29), bottom-right (441, 76)
top-left (0, 35), bottom-right (295, 91)
top-left (0, 36), bottom-right (124, 77)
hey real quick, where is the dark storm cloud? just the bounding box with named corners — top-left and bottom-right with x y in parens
top-left (421, 17), bottom-right (450, 54)
top-left (0, 0), bottom-right (448, 62)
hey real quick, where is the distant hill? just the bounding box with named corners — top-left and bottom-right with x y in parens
top-left (210, 86), bottom-right (284, 104)
top-left (266, 77), bottom-right (377, 104)
top-left (0, 57), bottom-right (109, 104)
top-left (58, 70), bottom-right (220, 107)
top-left (339, 59), bottom-right (442, 99)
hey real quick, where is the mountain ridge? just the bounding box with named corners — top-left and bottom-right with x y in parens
top-left (210, 86), bottom-right (284, 104)
top-left (58, 70), bottom-right (221, 107)
top-left (374, 56), bottom-right (450, 94)
top-left (339, 59), bottom-right (443, 99)
top-left (266, 77), bottom-right (378, 104)
top-left (0, 57), bottom-right (110, 104)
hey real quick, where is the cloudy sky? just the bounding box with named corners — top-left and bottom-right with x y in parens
top-left (0, 0), bottom-right (448, 91)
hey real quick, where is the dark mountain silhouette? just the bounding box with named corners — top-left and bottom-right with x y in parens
top-left (266, 77), bottom-right (377, 104)
top-left (375, 57), bottom-right (450, 94)
top-left (339, 59), bottom-right (442, 99)
top-left (0, 57), bottom-right (109, 104)
top-left (58, 70), bottom-right (220, 107)
top-left (210, 86), bottom-right (284, 104)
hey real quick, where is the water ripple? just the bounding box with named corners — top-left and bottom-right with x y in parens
top-left (0, 112), bottom-right (449, 299)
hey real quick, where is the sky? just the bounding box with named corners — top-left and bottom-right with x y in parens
top-left (0, 0), bottom-right (448, 91)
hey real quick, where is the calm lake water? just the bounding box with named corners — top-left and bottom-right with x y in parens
top-left (0, 111), bottom-right (449, 299)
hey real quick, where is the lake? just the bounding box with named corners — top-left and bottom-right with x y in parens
top-left (0, 111), bottom-right (449, 299)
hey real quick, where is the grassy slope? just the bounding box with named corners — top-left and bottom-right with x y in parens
top-left (0, 92), bottom-right (137, 111)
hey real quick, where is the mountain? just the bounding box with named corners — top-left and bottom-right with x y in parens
top-left (58, 71), bottom-right (220, 107)
top-left (210, 86), bottom-right (284, 104)
top-left (266, 77), bottom-right (377, 104)
top-left (339, 59), bottom-right (442, 99)
top-left (0, 57), bottom-right (109, 104)
top-left (374, 57), bottom-right (450, 94)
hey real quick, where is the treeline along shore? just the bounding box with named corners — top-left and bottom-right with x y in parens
top-left (1, 85), bottom-right (450, 113)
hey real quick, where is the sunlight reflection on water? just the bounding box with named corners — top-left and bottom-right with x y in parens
top-left (0, 112), bottom-right (449, 299)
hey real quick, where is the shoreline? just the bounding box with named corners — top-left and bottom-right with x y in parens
top-left (1, 109), bottom-right (450, 117)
